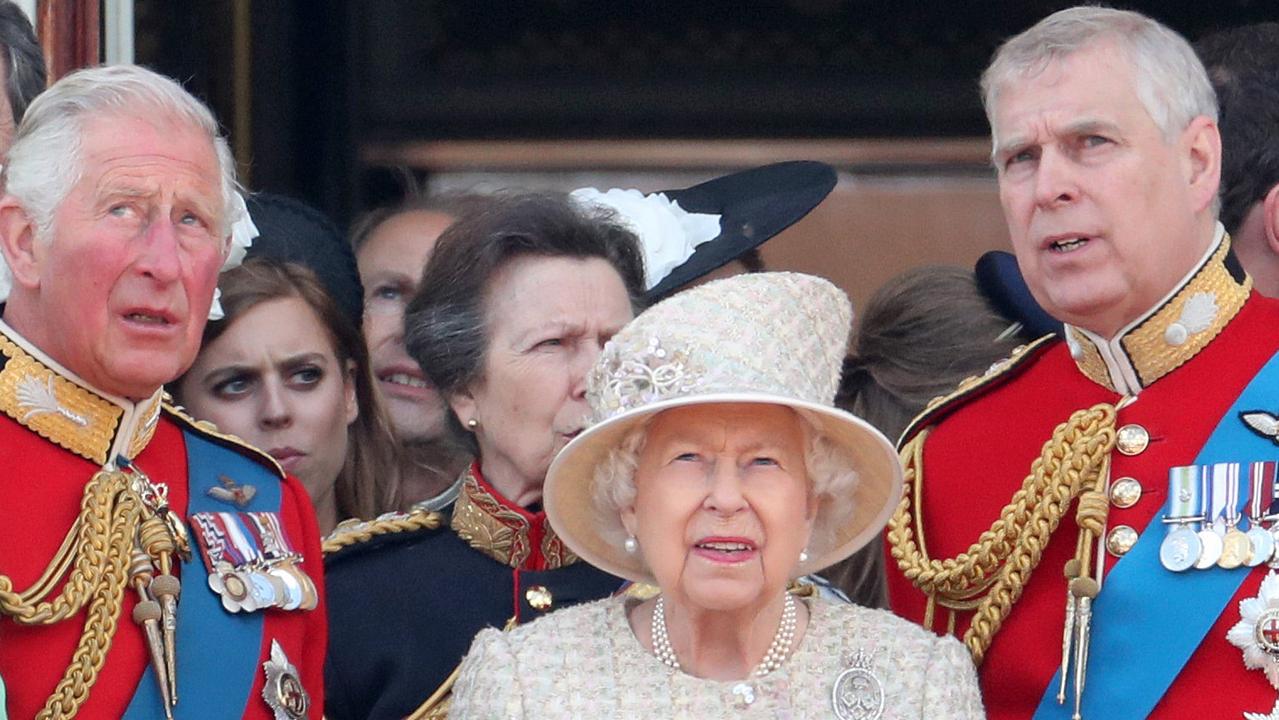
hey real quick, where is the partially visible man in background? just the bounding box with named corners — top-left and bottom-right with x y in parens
top-left (1196, 23), bottom-right (1279, 297)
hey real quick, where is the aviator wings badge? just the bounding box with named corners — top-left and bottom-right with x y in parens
top-left (1243, 411), bottom-right (1279, 445)
top-left (207, 474), bottom-right (256, 509)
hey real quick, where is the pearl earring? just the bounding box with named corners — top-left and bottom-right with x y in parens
top-left (623, 536), bottom-right (639, 554)
top-left (799, 549), bottom-right (810, 563)
top-left (466, 418), bottom-right (479, 430)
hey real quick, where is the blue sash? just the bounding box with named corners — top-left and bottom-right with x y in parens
top-left (122, 430), bottom-right (282, 719)
top-left (1033, 349), bottom-right (1279, 719)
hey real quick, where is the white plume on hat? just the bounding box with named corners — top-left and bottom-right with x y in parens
top-left (570, 187), bottom-right (721, 291)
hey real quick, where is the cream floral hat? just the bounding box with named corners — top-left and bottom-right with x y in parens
top-left (544, 271), bottom-right (903, 583)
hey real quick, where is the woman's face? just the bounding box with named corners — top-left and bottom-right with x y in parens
top-left (622, 403), bottom-right (815, 613)
top-left (450, 255), bottom-right (633, 503)
top-left (178, 296), bottom-right (358, 504)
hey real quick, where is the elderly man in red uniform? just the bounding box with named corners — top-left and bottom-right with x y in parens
top-left (887, 7), bottom-right (1279, 720)
top-left (0, 65), bottom-right (325, 719)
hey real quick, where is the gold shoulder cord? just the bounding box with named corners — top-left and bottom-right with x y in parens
top-left (0, 469), bottom-right (143, 719)
top-left (887, 402), bottom-right (1119, 664)
top-left (322, 510), bottom-right (443, 555)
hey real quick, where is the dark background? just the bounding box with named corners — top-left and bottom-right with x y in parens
top-left (133, 1), bottom-right (1277, 228)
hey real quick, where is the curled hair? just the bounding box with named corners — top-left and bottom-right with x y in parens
top-left (981, 7), bottom-right (1216, 151)
top-left (0, 1), bottom-right (45, 127)
top-left (170, 258), bottom-right (402, 522)
top-left (403, 192), bottom-right (646, 454)
top-left (591, 407), bottom-right (858, 563)
top-left (4, 64), bottom-right (239, 241)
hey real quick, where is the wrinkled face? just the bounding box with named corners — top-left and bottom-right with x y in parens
top-left (622, 403), bottom-right (814, 613)
top-left (992, 41), bottom-right (1219, 337)
top-left (450, 255), bottom-right (633, 501)
top-left (358, 210), bottom-right (455, 442)
top-left (177, 296), bottom-right (357, 503)
top-left (6, 114), bottom-right (227, 398)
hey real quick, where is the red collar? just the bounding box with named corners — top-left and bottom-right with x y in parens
top-left (449, 462), bottom-right (579, 570)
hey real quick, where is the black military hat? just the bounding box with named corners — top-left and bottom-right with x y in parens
top-left (243, 193), bottom-right (364, 327)
top-left (644, 161), bottom-right (837, 301)
top-left (975, 250), bottom-right (1062, 339)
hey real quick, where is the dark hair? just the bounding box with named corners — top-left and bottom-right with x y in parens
top-left (404, 192), bottom-right (646, 454)
top-left (171, 258), bottom-right (402, 522)
top-left (0, 1), bottom-right (44, 126)
top-left (823, 265), bottom-right (1032, 608)
top-left (1195, 23), bottom-right (1279, 234)
top-left (349, 192), bottom-right (490, 254)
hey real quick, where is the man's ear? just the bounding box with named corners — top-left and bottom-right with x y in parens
top-left (1182, 116), bottom-right (1222, 215)
top-left (1263, 183), bottom-right (1279, 256)
top-left (0, 195), bottom-right (42, 290)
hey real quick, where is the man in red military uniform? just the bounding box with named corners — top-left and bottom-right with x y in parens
top-left (886, 7), bottom-right (1279, 719)
top-left (0, 65), bottom-right (325, 719)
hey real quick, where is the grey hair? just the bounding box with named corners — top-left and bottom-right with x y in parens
top-left (593, 406), bottom-right (859, 558)
top-left (3, 64), bottom-right (239, 241)
top-left (981, 7), bottom-right (1217, 152)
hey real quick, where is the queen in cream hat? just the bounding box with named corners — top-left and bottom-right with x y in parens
top-left (450, 272), bottom-right (984, 720)
top-left (546, 271), bottom-right (904, 581)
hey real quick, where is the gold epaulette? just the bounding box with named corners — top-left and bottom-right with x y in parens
top-left (897, 334), bottom-right (1059, 448)
top-left (162, 399), bottom-right (285, 479)
top-left (322, 508), bottom-right (444, 556)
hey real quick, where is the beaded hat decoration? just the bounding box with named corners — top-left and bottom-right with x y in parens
top-left (545, 271), bottom-right (903, 583)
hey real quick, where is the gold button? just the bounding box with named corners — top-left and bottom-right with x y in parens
top-left (1106, 525), bottom-right (1139, 556)
top-left (1116, 424), bottom-right (1150, 456)
top-left (1108, 477), bottom-right (1142, 508)
top-left (525, 585), bottom-right (553, 611)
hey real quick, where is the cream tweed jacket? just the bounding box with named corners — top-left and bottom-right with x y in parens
top-left (451, 595), bottom-right (984, 719)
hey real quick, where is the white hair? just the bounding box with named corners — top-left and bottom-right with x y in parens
top-left (981, 7), bottom-right (1217, 151)
top-left (592, 406), bottom-right (859, 558)
top-left (3, 64), bottom-right (240, 242)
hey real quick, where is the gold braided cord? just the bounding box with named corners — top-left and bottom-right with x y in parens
top-left (322, 510), bottom-right (444, 555)
top-left (887, 403), bottom-right (1118, 664)
top-left (40, 490), bottom-right (138, 720)
top-left (0, 471), bottom-right (130, 623)
top-left (0, 471), bottom-right (147, 719)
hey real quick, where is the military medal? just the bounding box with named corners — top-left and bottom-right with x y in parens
top-left (1247, 462), bottom-right (1278, 568)
top-left (1161, 466), bottom-right (1203, 572)
top-left (192, 511), bottom-right (316, 613)
top-left (1220, 464), bottom-right (1251, 569)
top-left (1196, 465), bottom-right (1227, 569)
top-left (262, 640), bottom-right (310, 720)
top-left (830, 648), bottom-right (884, 720)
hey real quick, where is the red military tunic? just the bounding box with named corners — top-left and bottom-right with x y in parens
top-left (0, 321), bottom-right (326, 719)
top-left (887, 232), bottom-right (1279, 718)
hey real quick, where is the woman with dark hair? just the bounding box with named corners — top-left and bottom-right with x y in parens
top-left (323, 192), bottom-right (647, 720)
top-left (172, 258), bottom-right (401, 534)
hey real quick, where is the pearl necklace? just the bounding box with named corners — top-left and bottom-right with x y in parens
top-left (651, 592), bottom-right (798, 677)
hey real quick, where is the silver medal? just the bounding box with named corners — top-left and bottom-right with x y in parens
top-left (1196, 528), bottom-right (1223, 569)
top-left (1160, 526), bottom-right (1202, 572)
top-left (1249, 526), bottom-right (1275, 568)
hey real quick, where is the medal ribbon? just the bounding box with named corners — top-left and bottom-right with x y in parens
top-left (1032, 349), bottom-right (1279, 719)
top-left (1166, 466), bottom-right (1200, 529)
top-left (1221, 463), bottom-right (1242, 529)
top-left (121, 433), bottom-right (284, 720)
